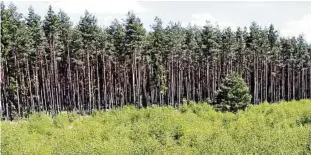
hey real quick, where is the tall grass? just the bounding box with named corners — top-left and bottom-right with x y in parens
top-left (1, 100), bottom-right (311, 155)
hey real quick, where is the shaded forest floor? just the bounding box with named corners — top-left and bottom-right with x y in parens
top-left (1, 100), bottom-right (311, 155)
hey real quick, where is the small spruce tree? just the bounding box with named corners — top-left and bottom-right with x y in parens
top-left (213, 73), bottom-right (252, 112)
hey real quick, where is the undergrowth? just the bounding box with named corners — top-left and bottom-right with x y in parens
top-left (1, 100), bottom-right (311, 155)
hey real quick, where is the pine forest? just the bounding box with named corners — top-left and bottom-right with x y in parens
top-left (1, 2), bottom-right (311, 120)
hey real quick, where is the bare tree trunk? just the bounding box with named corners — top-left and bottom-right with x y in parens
top-left (132, 51), bottom-right (136, 107)
top-left (26, 58), bottom-right (35, 112)
top-left (87, 50), bottom-right (91, 113)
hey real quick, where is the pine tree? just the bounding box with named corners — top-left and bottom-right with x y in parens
top-left (43, 5), bottom-right (60, 116)
top-left (78, 10), bottom-right (99, 113)
top-left (149, 17), bottom-right (167, 106)
top-left (214, 73), bottom-right (252, 112)
top-left (58, 9), bottom-right (73, 111)
top-left (124, 11), bottom-right (146, 108)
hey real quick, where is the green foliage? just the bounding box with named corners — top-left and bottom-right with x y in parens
top-left (214, 73), bottom-right (252, 112)
top-left (1, 100), bottom-right (311, 155)
top-left (124, 11), bottom-right (146, 51)
top-left (43, 5), bottom-right (59, 43)
top-left (78, 10), bottom-right (99, 47)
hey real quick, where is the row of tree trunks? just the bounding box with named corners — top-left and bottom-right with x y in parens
top-left (1, 4), bottom-right (311, 119)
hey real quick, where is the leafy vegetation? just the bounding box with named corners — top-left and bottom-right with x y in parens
top-left (2, 100), bottom-right (311, 155)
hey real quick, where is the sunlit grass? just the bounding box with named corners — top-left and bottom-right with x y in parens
top-left (1, 100), bottom-right (311, 155)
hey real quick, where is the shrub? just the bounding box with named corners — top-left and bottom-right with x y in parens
top-left (1, 100), bottom-right (311, 155)
top-left (213, 73), bottom-right (252, 112)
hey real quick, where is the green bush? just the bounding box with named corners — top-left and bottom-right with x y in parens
top-left (1, 100), bottom-right (311, 155)
top-left (214, 73), bottom-right (252, 112)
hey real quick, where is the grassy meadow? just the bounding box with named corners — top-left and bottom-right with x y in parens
top-left (1, 100), bottom-right (311, 155)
